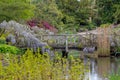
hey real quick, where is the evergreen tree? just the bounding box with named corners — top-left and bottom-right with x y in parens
top-left (97, 0), bottom-right (120, 24)
top-left (56, 0), bottom-right (97, 30)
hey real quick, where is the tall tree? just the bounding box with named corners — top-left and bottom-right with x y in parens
top-left (97, 0), bottom-right (120, 24)
top-left (56, 0), bottom-right (97, 29)
top-left (0, 0), bottom-right (35, 22)
top-left (113, 2), bottom-right (120, 24)
top-left (33, 0), bottom-right (63, 30)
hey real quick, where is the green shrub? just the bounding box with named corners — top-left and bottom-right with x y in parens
top-left (0, 44), bottom-right (20, 54)
top-left (100, 23), bottom-right (111, 28)
top-left (0, 49), bottom-right (87, 80)
top-left (0, 39), bottom-right (6, 44)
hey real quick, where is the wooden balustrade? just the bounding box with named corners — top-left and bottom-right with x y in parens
top-left (36, 33), bottom-right (97, 52)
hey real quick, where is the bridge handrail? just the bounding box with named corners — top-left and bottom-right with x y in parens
top-left (39, 34), bottom-right (83, 36)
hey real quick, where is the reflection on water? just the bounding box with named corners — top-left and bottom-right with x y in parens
top-left (67, 50), bottom-right (120, 80)
top-left (84, 57), bottom-right (120, 80)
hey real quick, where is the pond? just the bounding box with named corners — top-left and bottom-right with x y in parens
top-left (68, 50), bottom-right (120, 80)
top-left (84, 57), bottom-right (120, 80)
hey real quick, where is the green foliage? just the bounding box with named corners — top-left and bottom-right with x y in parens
top-left (56, 0), bottom-right (96, 30)
top-left (0, 49), bottom-right (87, 80)
top-left (78, 43), bottom-right (83, 49)
top-left (0, 0), bottom-right (119, 32)
top-left (33, 0), bottom-right (63, 30)
top-left (100, 23), bottom-right (111, 28)
top-left (24, 0), bottom-right (120, 31)
top-left (0, 44), bottom-right (20, 54)
top-left (32, 0), bottom-right (98, 32)
top-left (0, 0), bottom-right (35, 22)
top-left (116, 47), bottom-right (120, 52)
top-left (0, 30), bottom-right (7, 44)
top-left (113, 4), bottom-right (120, 23)
top-left (109, 70), bottom-right (120, 80)
top-left (97, 0), bottom-right (120, 24)
top-left (0, 38), bottom-right (6, 44)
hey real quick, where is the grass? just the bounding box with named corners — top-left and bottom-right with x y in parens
top-left (0, 49), bottom-right (87, 80)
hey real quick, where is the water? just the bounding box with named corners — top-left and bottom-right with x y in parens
top-left (68, 50), bottom-right (120, 80)
top-left (83, 57), bottom-right (120, 80)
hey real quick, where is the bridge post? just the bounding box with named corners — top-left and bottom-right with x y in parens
top-left (61, 35), bottom-right (69, 58)
top-left (65, 35), bottom-right (68, 52)
top-left (40, 35), bottom-right (43, 41)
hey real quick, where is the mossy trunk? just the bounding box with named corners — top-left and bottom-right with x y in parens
top-left (97, 27), bottom-right (110, 57)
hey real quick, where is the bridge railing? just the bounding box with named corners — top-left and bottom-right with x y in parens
top-left (37, 34), bottom-right (97, 51)
top-left (38, 34), bottom-right (81, 46)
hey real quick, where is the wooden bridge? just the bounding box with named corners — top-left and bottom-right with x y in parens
top-left (37, 33), bottom-right (97, 52)
top-left (36, 28), bottom-right (120, 57)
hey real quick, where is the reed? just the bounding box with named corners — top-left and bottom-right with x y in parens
top-left (97, 27), bottom-right (111, 57)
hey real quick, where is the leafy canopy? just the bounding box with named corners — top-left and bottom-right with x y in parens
top-left (97, 0), bottom-right (120, 24)
top-left (0, 0), bottom-right (35, 22)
